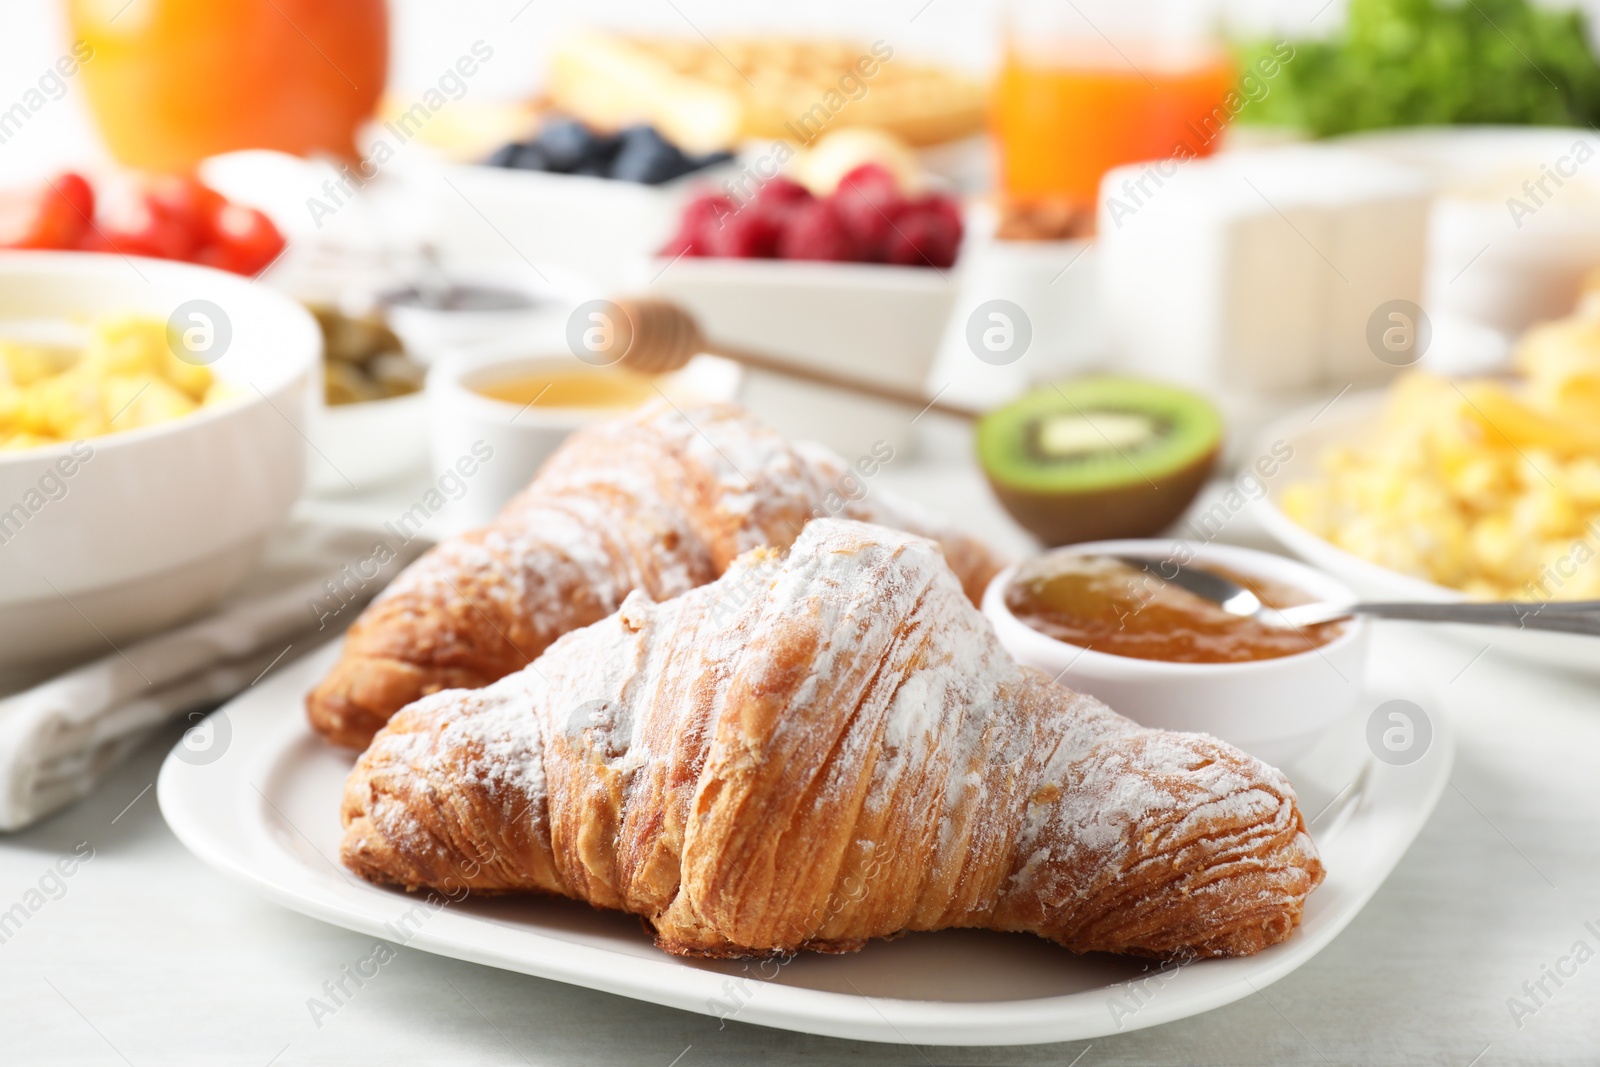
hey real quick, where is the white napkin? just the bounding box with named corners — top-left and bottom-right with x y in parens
top-left (0, 522), bottom-right (428, 831)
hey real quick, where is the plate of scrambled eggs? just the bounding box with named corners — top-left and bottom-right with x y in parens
top-left (1253, 290), bottom-right (1600, 674)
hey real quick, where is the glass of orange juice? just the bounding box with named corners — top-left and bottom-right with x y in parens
top-left (994, 0), bottom-right (1235, 210)
top-left (68, 0), bottom-right (388, 172)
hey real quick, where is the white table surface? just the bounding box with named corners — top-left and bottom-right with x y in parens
top-left (4, 419), bottom-right (1600, 1067)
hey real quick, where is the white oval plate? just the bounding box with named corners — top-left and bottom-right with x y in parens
top-left (1249, 390), bottom-right (1600, 675)
top-left (159, 641), bottom-right (1451, 1046)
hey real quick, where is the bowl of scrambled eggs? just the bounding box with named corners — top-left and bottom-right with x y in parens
top-left (0, 252), bottom-right (319, 677)
top-left (1251, 293), bottom-right (1600, 674)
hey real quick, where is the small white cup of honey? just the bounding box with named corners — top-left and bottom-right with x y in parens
top-left (426, 341), bottom-right (742, 534)
top-left (983, 539), bottom-right (1371, 768)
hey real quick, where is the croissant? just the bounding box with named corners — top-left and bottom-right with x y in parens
top-left (341, 518), bottom-right (1324, 959)
top-left (307, 402), bottom-right (1003, 748)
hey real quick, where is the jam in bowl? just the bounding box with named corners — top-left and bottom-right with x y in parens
top-left (983, 540), bottom-right (1370, 766)
top-left (1002, 552), bottom-right (1346, 664)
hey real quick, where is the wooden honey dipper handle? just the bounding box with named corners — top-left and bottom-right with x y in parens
top-left (611, 297), bottom-right (976, 420)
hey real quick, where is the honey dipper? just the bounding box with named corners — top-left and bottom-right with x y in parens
top-left (606, 297), bottom-right (975, 419)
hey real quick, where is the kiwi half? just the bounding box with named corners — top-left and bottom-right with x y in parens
top-left (975, 377), bottom-right (1223, 545)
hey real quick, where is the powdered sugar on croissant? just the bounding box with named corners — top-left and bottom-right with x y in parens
top-left (341, 519), bottom-right (1323, 959)
top-left (307, 402), bottom-right (1003, 748)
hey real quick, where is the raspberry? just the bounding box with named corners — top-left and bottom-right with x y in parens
top-left (830, 164), bottom-right (904, 262)
top-left (829, 190), bottom-right (893, 261)
top-left (777, 199), bottom-right (857, 261)
top-left (836, 163), bottom-right (900, 204)
top-left (681, 194), bottom-right (735, 235)
top-left (883, 199), bottom-right (963, 269)
top-left (922, 192), bottom-right (963, 232)
top-left (706, 207), bottom-right (783, 258)
top-left (751, 176), bottom-right (812, 211)
top-left (660, 193), bottom-right (735, 255)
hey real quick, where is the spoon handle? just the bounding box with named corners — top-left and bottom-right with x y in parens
top-left (1281, 601), bottom-right (1600, 636)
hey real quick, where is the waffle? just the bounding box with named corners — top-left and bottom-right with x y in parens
top-left (548, 30), bottom-right (986, 153)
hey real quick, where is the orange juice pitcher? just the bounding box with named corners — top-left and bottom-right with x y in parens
top-left (993, 0), bottom-right (1233, 209)
top-left (69, 0), bottom-right (388, 171)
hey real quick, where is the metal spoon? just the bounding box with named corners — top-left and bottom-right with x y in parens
top-left (1114, 555), bottom-right (1600, 637)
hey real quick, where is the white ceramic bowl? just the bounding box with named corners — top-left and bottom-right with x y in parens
top-left (407, 160), bottom-right (696, 290)
top-left (305, 390), bottom-right (430, 495)
top-left (928, 232), bottom-right (1104, 411)
top-left (641, 256), bottom-right (963, 460)
top-left (296, 260), bottom-right (593, 495)
top-left (0, 252), bottom-right (319, 678)
top-left (426, 340), bottom-right (742, 536)
top-left (982, 540), bottom-right (1371, 767)
top-left (1250, 390), bottom-right (1600, 675)
top-left (380, 261), bottom-right (591, 366)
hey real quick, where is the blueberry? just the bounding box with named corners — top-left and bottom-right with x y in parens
top-left (485, 141), bottom-right (522, 167)
top-left (511, 143), bottom-right (551, 171)
top-left (535, 119), bottom-right (601, 172)
top-left (591, 134), bottom-right (622, 167)
top-left (689, 150), bottom-right (735, 172)
top-left (619, 124), bottom-right (672, 153)
top-left (611, 125), bottom-right (693, 184)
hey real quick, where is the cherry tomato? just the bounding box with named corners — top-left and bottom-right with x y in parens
top-left (54, 172), bottom-right (95, 224)
top-left (144, 174), bottom-right (226, 241)
top-left (209, 203), bottom-right (285, 275)
top-left (0, 176), bottom-right (93, 250)
top-left (96, 192), bottom-right (198, 260)
top-left (1, 169), bottom-right (287, 275)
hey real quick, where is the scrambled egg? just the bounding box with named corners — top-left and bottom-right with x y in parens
top-left (1284, 303), bottom-right (1600, 601)
top-left (0, 314), bottom-right (235, 451)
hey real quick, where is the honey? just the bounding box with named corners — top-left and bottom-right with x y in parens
top-left (474, 369), bottom-right (659, 410)
top-left (1005, 554), bottom-right (1342, 664)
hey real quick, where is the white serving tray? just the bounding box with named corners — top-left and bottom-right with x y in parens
top-left (159, 641), bottom-right (1451, 1046)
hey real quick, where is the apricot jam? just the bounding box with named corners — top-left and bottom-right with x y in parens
top-left (1004, 554), bottom-right (1342, 664)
